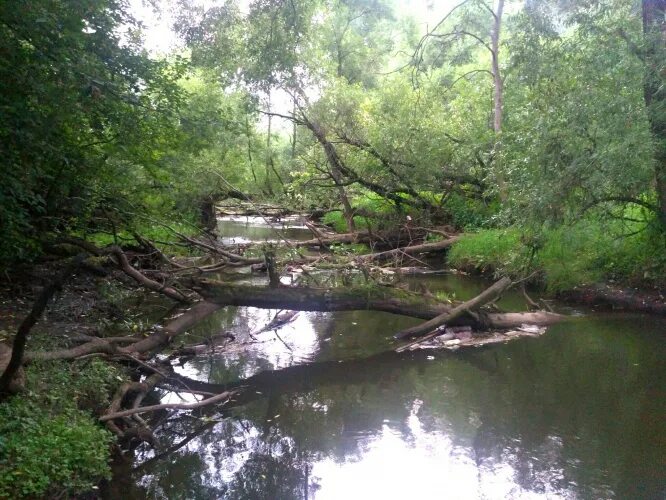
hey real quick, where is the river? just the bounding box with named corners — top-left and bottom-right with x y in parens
top-left (107, 215), bottom-right (666, 499)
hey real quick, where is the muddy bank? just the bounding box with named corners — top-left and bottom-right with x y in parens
top-left (558, 283), bottom-right (666, 315)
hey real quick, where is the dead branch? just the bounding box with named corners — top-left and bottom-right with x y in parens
top-left (395, 277), bottom-right (512, 350)
top-left (56, 237), bottom-right (190, 303)
top-left (0, 254), bottom-right (86, 398)
top-left (100, 389), bottom-right (237, 422)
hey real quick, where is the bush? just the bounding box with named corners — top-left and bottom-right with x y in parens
top-left (448, 228), bottom-right (530, 276)
top-left (0, 400), bottom-right (112, 498)
top-left (448, 218), bottom-right (666, 292)
top-left (441, 192), bottom-right (498, 230)
top-left (0, 359), bottom-right (120, 498)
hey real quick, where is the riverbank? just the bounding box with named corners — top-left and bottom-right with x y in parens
top-left (447, 224), bottom-right (666, 314)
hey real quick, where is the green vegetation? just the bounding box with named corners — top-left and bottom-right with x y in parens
top-left (0, 359), bottom-right (121, 498)
top-left (1, 0), bottom-right (666, 491)
top-left (1, 0), bottom-right (665, 285)
top-left (450, 220), bottom-right (666, 291)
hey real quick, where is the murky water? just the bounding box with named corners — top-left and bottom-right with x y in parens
top-left (109, 217), bottom-right (666, 499)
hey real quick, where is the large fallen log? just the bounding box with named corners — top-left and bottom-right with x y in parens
top-left (294, 227), bottom-right (441, 250)
top-left (121, 301), bottom-right (223, 354)
top-left (195, 280), bottom-right (564, 330)
top-left (26, 301), bottom-right (224, 362)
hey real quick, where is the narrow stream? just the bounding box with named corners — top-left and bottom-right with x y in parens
top-left (110, 216), bottom-right (666, 499)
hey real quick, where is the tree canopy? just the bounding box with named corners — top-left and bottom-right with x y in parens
top-left (1, 0), bottom-right (664, 277)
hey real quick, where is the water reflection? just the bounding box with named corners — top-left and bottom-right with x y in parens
top-left (182, 307), bottom-right (323, 380)
top-left (107, 214), bottom-right (666, 499)
top-left (217, 215), bottom-right (314, 245)
top-left (114, 312), bottom-right (666, 500)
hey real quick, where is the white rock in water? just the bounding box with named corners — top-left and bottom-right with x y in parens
top-left (444, 339), bottom-right (461, 346)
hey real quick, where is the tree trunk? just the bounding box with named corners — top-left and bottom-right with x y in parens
top-left (491, 0), bottom-right (507, 201)
top-left (195, 280), bottom-right (564, 330)
top-left (642, 0), bottom-right (666, 229)
top-left (300, 116), bottom-right (356, 232)
top-left (358, 235), bottom-right (460, 261)
top-left (265, 93), bottom-right (275, 196)
top-left (394, 277), bottom-right (511, 339)
top-left (0, 254), bottom-right (85, 399)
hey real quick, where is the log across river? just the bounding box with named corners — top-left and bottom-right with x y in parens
top-left (195, 279), bottom-right (564, 333)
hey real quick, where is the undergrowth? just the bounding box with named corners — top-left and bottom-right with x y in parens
top-left (448, 219), bottom-right (666, 291)
top-left (0, 359), bottom-right (122, 498)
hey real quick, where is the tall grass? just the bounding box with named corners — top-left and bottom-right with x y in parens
top-left (449, 219), bottom-right (666, 291)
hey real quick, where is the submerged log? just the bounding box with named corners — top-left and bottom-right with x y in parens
top-left (195, 280), bottom-right (564, 330)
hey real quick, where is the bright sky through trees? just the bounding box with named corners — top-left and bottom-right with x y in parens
top-left (130, 0), bottom-right (458, 54)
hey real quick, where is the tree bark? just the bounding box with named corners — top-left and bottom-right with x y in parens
top-left (394, 276), bottom-right (511, 340)
top-left (121, 301), bottom-right (223, 355)
top-left (265, 92), bottom-right (275, 196)
top-left (300, 115), bottom-right (356, 232)
top-left (491, 0), bottom-right (506, 201)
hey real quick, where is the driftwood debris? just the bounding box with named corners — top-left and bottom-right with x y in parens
top-left (395, 277), bottom-right (512, 341)
top-left (397, 325), bottom-right (547, 353)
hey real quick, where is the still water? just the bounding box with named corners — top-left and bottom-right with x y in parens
top-left (111, 217), bottom-right (666, 499)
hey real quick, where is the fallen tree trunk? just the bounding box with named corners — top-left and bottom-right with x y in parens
top-left (0, 254), bottom-right (87, 399)
top-left (121, 301), bottom-right (223, 354)
top-left (294, 228), bottom-right (439, 250)
top-left (394, 277), bottom-right (512, 340)
top-left (26, 301), bottom-right (224, 362)
top-left (358, 236), bottom-right (460, 261)
top-left (195, 280), bottom-right (563, 330)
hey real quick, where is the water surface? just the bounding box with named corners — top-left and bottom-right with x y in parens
top-left (109, 219), bottom-right (666, 500)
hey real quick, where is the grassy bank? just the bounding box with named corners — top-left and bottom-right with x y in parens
top-left (448, 220), bottom-right (666, 292)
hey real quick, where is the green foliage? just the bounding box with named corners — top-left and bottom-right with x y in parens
top-left (449, 228), bottom-right (530, 277)
top-left (0, 359), bottom-right (120, 498)
top-left (0, 400), bottom-right (112, 498)
top-left (449, 218), bottom-right (666, 291)
top-left (503, 1), bottom-right (654, 223)
top-left (0, 0), bottom-right (188, 267)
top-left (441, 193), bottom-right (498, 230)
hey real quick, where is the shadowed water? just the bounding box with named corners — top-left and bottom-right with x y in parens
top-left (106, 219), bottom-right (666, 500)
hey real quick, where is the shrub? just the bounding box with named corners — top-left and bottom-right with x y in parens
top-left (448, 228), bottom-right (530, 277)
top-left (0, 400), bottom-right (112, 498)
top-left (441, 192), bottom-right (498, 230)
top-left (0, 359), bottom-right (120, 498)
top-left (448, 218), bottom-right (666, 291)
